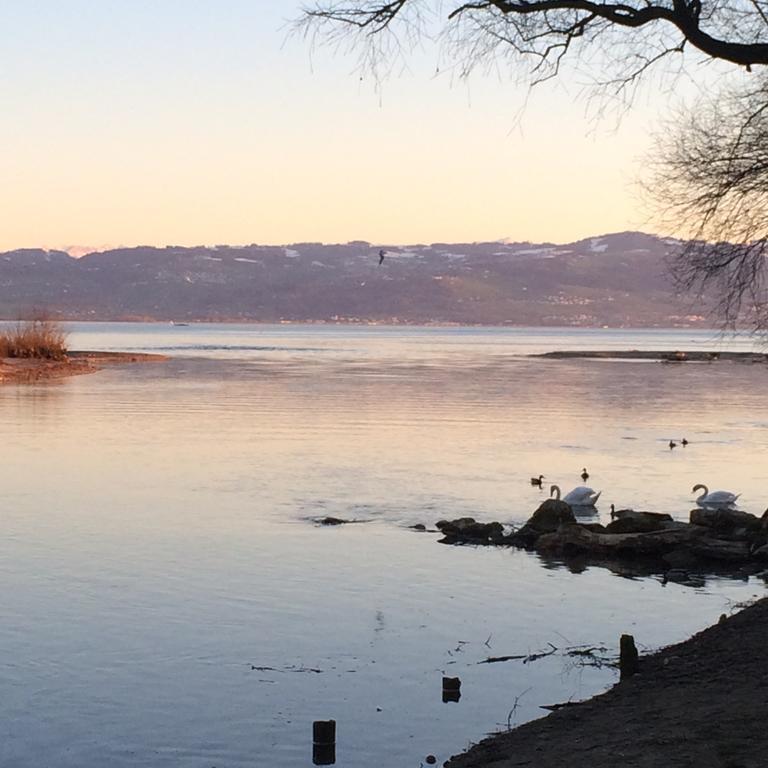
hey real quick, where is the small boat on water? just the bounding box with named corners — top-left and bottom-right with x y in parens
top-left (169, 321), bottom-right (190, 326)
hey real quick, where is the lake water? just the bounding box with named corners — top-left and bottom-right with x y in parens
top-left (2, 324), bottom-right (766, 767)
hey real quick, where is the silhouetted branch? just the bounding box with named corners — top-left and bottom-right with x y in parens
top-left (653, 74), bottom-right (768, 328)
top-left (297, 0), bottom-right (768, 88)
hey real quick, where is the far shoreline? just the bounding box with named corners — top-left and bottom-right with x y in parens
top-left (0, 318), bottom-right (736, 329)
top-left (535, 349), bottom-right (767, 362)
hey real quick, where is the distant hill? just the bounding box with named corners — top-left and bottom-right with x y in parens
top-left (0, 232), bottom-right (712, 326)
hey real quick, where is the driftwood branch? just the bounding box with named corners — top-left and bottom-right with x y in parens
top-left (480, 642), bottom-right (615, 667)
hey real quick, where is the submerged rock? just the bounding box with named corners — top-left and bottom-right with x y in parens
top-left (436, 517), bottom-right (506, 545)
top-left (581, 522), bottom-right (609, 534)
top-left (662, 568), bottom-right (691, 584)
top-left (688, 537), bottom-right (753, 562)
top-left (690, 507), bottom-right (762, 533)
top-left (606, 510), bottom-right (673, 534)
top-left (662, 548), bottom-right (702, 570)
top-left (316, 516), bottom-right (369, 526)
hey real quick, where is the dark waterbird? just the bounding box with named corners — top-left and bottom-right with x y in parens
top-left (669, 440), bottom-right (677, 449)
top-left (530, 474), bottom-right (544, 487)
top-left (378, 248), bottom-right (386, 265)
top-left (581, 467), bottom-right (589, 481)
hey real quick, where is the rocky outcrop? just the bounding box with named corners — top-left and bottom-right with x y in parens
top-left (534, 522), bottom-right (754, 563)
top-left (690, 507), bottom-right (765, 534)
top-left (435, 505), bottom-right (768, 574)
top-left (510, 499), bottom-right (576, 548)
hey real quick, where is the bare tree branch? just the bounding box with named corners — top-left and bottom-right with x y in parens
top-left (298, 0), bottom-right (768, 77)
top-left (651, 75), bottom-right (768, 329)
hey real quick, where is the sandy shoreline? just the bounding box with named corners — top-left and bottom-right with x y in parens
top-left (0, 351), bottom-right (167, 384)
top-left (446, 597), bottom-right (768, 767)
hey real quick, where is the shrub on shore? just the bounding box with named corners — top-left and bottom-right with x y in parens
top-left (0, 318), bottom-right (69, 360)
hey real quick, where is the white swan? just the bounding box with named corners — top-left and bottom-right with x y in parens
top-left (692, 483), bottom-right (740, 507)
top-left (550, 484), bottom-right (602, 506)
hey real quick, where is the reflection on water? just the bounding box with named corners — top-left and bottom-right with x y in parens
top-left (0, 324), bottom-right (766, 767)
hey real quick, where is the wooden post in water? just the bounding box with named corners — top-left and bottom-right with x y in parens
top-left (312, 720), bottom-right (336, 765)
top-left (442, 676), bottom-right (461, 703)
top-left (619, 634), bottom-right (639, 680)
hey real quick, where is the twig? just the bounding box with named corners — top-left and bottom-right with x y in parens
top-left (480, 642), bottom-right (616, 668)
top-left (523, 642), bottom-right (558, 664)
top-left (479, 653), bottom-right (529, 664)
top-left (481, 642), bottom-right (558, 665)
top-left (251, 664), bottom-right (323, 674)
top-left (507, 687), bottom-right (533, 729)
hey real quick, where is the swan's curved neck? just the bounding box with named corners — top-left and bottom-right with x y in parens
top-left (550, 485), bottom-right (561, 501)
top-left (694, 483), bottom-right (709, 498)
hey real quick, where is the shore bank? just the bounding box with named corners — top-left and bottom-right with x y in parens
top-left (0, 351), bottom-right (167, 384)
top-left (447, 596), bottom-right (768, 768)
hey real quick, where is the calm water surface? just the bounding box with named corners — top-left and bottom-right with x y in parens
top-left (2, 324), bottom-right (767, 767)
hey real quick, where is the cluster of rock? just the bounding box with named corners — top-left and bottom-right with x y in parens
top-left (436, 500), bottom-right (768, 572)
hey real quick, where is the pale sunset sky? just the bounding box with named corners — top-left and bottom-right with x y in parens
top-left (0, 1), bottom-right (701, 250)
